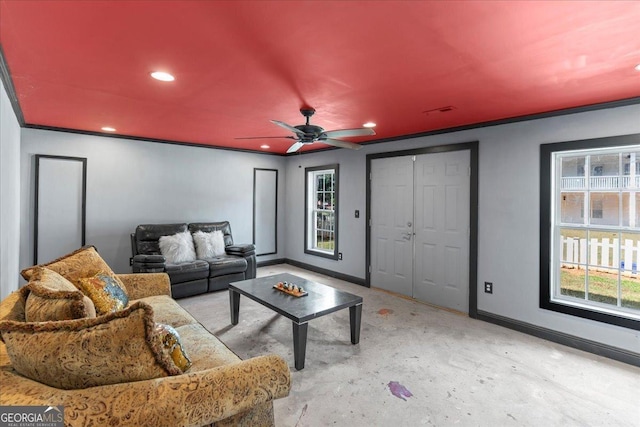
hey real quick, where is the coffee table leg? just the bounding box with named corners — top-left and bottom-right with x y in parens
top-left (293, 322), bottom-right (308, 370)
top-left (350, 303), bottom-right (362, 344)
top-left (229, 290), bottom-right (240, 325)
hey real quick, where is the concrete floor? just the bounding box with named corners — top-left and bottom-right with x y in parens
top-left (178, 264), bottom-right (640, 427)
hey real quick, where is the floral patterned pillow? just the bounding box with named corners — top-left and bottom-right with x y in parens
top-left (23, 267), bottom-right (96, 322)
top-left (0, 302), bottom-right (184, 390)
top-left (20, 246), bottom-right (128, 295)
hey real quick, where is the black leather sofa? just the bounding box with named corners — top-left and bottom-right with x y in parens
top-left (130, 222), bottom-right (256, 298)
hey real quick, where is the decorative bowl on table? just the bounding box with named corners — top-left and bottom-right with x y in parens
top-left (273, 281), bottom-right (308, 297)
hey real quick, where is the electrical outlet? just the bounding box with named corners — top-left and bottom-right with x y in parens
top-left (338, 252), bottom-right (343, 260)
top-left (484, 282), bottom-right (493, 294)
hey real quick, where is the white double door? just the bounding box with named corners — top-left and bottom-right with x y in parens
top-left (370, 150), bottom-right (470, 313)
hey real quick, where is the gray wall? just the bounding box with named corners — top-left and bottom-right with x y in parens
top-left (12, 97), bottom-right (640, 354)
top-left (284, 150), bottom-right (368, 278)
top-left (19, 129), bottom-right (286, 276)
top-left (283, 104), bottom-right (640, 354)
top-left (0, 79), bottom-right (21, 299)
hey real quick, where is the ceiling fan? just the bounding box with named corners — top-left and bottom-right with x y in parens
top-left (237, 108), bottom-right (375, 153)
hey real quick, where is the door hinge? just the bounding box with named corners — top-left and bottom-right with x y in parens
top-left (368, 265), bottom-right (372, 273)
top-left (412, 155), bottom-right (416, 161)
top-left (369, 218), bottom-right (372, 227)
top-left (369, 172), bottom-right (372, 180)
top-left (468, 166), bottom-right (471, 176)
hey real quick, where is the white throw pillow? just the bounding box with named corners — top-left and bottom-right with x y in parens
top-left (158, 231), bottom-right (196, 264)
top-left (192, 230), bottom-right (226, 259)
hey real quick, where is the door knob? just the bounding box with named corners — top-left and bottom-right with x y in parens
top-left (407, 221), bottom-right (412, 227)
top-left (402, 232), bottom-right (412, 240)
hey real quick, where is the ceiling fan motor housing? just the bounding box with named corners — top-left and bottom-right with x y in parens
top-left (295, 108), bottom-right (321, 142)
top-left (294, 124), bottom-right (325, 142)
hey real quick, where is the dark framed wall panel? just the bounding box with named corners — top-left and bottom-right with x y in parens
top-left (34, 155), bottom-right (87, 264)
top-left (253, 168), bottom-right (278, 256)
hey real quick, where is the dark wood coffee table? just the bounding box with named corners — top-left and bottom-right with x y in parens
top-left (229, 273), bottom-right (363, 370)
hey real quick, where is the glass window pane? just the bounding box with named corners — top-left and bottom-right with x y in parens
top-left (587, 266), bottom-right (618, 306)
top-left (622, 192), bottom-right (640, 227)
top-left (561, 156), bottom-right (586, 178)
top-left (620, 232), bottom-right (640, 273)
top-left (588, 231), bottom-right (619, 269)
top-left (560, 267), bottom-right (585, 299)
top-left (591, 154), bottom-right (619, 175)
top-left (621, 275), bottom-right (640, 310)
top-left (560, 228), bottom-right (587, 267)
top-left (622, 151), bottom-right (640, 173)
top-left (589, 192), bottom-right (619, 226)
top-left (560, 192), bottom-right (585, 224)
top-left (620, 232), bottom-right (640, 313)
top-left (589, 153), bottom-right (619, 189)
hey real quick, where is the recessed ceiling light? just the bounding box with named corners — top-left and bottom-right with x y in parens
top-left (260, 144), bottom-right (270, 149)
top-left (150, 71), bottom-right (175, 82)
top-left (101, 126), bottom-right (116, 132)
top-left (363, 122), bottom-right (376, 128)
top-left (635, 64), bottom-right (640, 72)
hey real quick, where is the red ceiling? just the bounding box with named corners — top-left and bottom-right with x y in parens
top-left (1, 1), bottom-right (639, 154)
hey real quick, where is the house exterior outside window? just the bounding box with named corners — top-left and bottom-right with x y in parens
top-left (305, 164), bottom-right (339, 260)
top-left (541, 135), bottom-right (640, 330)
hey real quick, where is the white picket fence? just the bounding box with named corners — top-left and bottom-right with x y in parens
top-left (561, 236), bottom-right (640, 276)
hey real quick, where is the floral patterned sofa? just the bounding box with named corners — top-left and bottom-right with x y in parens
top-left (0, 247), bottom-right (291, 426)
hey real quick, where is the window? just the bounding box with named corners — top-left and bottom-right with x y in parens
top-left (541, 134), bottom-right (640, 330)
top-left (305, 164), bottom-right (339, 259)
top-left (591, 198), bottom-right (603, 219)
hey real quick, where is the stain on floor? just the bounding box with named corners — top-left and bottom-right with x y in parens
top-left (295, 403), bottom-right (308, 426)
top-left (388, 381), bottom-right (413, 401)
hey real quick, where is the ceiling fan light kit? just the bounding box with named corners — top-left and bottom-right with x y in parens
top-left (239, 108), bottom-right (375, 154)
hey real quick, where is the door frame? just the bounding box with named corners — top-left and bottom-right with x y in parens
top-left (365, 141), bottom-right (479, 318)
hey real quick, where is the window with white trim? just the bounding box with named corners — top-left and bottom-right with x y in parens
top-left (305, 164), bottom-right (339, 260)
top-left (541, 135), bottom-right (640, 330)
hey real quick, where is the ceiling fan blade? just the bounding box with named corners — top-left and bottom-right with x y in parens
top-left (271, 120), bottom-right (305, 136)
top-left (320, 138), bottom-right (363, 150)
top-left (235, 136), bottom-right (295, 140)
top-left (286, 141), bottom-right (305, 153)
top-left (322, 128), bottom-right (376, 139)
